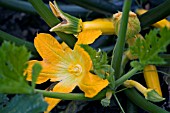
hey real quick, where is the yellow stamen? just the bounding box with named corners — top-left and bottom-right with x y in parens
top-left (68, 64), bottom-right (82, 76)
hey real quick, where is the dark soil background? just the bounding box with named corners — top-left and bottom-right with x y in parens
top-left (0, 0), bottom-right (170, 113)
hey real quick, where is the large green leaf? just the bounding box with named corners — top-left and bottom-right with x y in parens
top-left (130, 27), bottom-right (170, 66)
top-left (0, 94), bottom-right (48, 113)
top-left (0, 41), bottom-right (33, 94)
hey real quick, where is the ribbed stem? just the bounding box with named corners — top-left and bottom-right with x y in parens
top-left (111, 0), bottom-right (132, 79)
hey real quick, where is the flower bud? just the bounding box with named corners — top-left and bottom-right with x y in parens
top-left (101, 90), bottom-right (112, 107)
top-left (113, 11), bottom-right (141, 39)
top-left (49, 1), bottom-right (82, 34)
top-left (101, 98), bottom-right (110, 107)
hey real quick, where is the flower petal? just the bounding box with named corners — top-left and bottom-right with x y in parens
top-left (74, 46), bottom-right (92, 71)
top-left (44, 76), bottom-right (77, 112)
top-left (78, 72), bottom-right (109, 98)
top-left (25, 60), bottom-right (59, 84)
top-left (61, 42), bottom-right (72, 52)
top-left (34, 33), bottom-right (63, 61)
top-left (76, 30), bottom-right (102, 45)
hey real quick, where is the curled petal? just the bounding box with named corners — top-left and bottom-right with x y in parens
top-left (78, 73), bottom-right (109, 98)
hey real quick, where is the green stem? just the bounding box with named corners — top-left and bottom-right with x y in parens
top-left (0, 0), bottom-right (36, 14)
top-left (34, 89), bottom-right (106, 100)
top-left (28, 0), bottom-right (77, 48)
top-left (0, 30), bottom-right (38, 56)
top-left (0, 0), bottom-right (89, 17)
top-left (115, 67), bottom-right (140, 87)
top-left (124, 88), bottom-right (169, 113)
top-left (113, 94), bottom-right (125, 113)
top-left (139, 0), bottom-right (170, 29)
top-left (67, 0), bottom-right (121, 15)
top-left (111, 0), bottom-right (132, 79)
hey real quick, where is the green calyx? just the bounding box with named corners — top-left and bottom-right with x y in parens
top-left (49, 1), bottom-right (82, 34)
top-left (144, 89), bottom-right (165, 102)
top-left (101, 98), bottom-right (110, 107)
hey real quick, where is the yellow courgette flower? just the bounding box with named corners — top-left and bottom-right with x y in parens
top-left (25, 30), bottom-right (109, 112)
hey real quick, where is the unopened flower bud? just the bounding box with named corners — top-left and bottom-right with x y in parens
top-left (113, 11), bottom-right (141, 39)
top-left (49, 1), bottom-right (82, 34)
top-left (101, 90), bottom-right (112, 107)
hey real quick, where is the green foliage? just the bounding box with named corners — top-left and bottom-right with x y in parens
top-left (80, 44), bottom-right (111, 79)
top-left (31, 63), bottom-right (42, 89)
top-left (0, 41), bottom-right (33, 94)
top-left (0, 94), bottom-right (9, 109)
top-left (130, 27), bottom-right (170, 66)
top-left (0, 94), bottom-right (48, 113)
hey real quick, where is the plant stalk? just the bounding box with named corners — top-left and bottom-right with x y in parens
top-left (139, 0), bottom-right (170, 29)
top-left (0, 30), bottom-right (38, 56)
top-left (124, 88), bottom-right (169, 113)
top-left (34, 89), bottom-right (106, 101)
top-left (115, 66), bottom-right (140, 88)
top-left (111, 0), bottom-right (132, 79)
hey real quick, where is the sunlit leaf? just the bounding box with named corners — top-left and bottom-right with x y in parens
top-left (0, 41), bottom-right (32, 94)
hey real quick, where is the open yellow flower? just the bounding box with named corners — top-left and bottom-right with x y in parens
top-left (25, 30), bottom-right (109, 112)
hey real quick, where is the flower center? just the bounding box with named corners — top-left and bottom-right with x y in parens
top-left (68, 64), bottom-right (82, 76)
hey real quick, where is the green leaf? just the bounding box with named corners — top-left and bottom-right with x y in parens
top-left (0, 94), bottom-right (48, 113)
top-left (80, 44), bottom-right (110, 79)
top-left (130, 27), bottom-right (170, 65)
top-left (0, 94), bottom-right (9, 109)
top-left (31, 63), bottom-right (42, 89)
top-left (0, 41), bottom-right (33, 94)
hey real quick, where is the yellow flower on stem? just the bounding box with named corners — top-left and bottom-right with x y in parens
top-left (25, 30), bottom-right (109, 112)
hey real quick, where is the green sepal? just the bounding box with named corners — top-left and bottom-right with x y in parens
top-left (144, 89), bottom-right (165, 102)
top-left (49, 1), bottom-right (82, 34)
